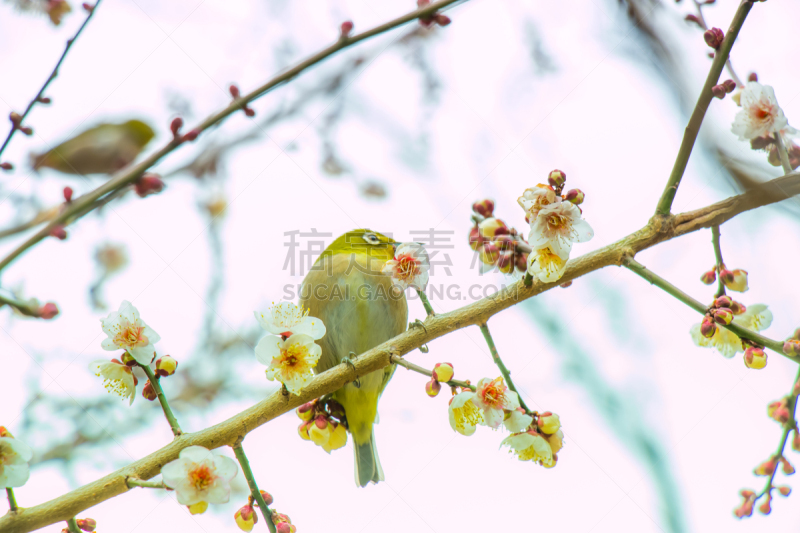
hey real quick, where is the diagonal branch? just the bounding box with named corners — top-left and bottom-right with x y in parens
top-left (2, 170), bottom-right (799, 533)
top-left (0, 0), bottom-right (466, 274)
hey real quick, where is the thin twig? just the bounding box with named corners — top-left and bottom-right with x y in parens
top-left (622, 256), bottom-right (788, 357)
top-left (232, 442), bottom-right (276, 533)
top-left (140, 365), bottom-right (182, 437)
top-left (0, 292), bottom-right (41, 317)
top-left (390, 354), bottom-right (475, 390)
top-left (0, 1), bottom-right (102, 160)
top-left (655, 0), bottom-right (754, 215)
top-left (692, 0), bottom-right (744, 87)
top-left (711, 225), bottom-right (726, 298)
top-left (479, 322), bottom-right (531, 413)
top-left (6, 488), bottom-right (18, 513)
top-left (417, 289), bottom-right (435, 316)
top-left (757, 366), bottom-right (800, 500)
top-left (0, 0), bottom-right (466, 274)
top-left (774, 130), bottom-right (793, 175)
top-left (65, 517), bottom-right (80, 533)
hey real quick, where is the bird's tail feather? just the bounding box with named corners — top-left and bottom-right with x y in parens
top-left (354, 431), bottom-right (384, 487)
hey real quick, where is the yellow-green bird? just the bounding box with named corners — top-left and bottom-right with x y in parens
top-left (31, 119), bottom-right (155, 175)
top-left (300, 229), bottom-right (407, 487)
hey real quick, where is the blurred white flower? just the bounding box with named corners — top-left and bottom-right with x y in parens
top-left (254, 302), bottom-right (325, 340)
top-left (527, 246), bottom-right (568, 283)
top-left (528, 202), bottom-right (593, 260)
top-left (732, 82), bottom-right (788, 140)
top-left (448, 391), bottom-right (484, 436)
top-left (0, 430), bottom-right (33, 488)
top-left (504, 408), bottom-right (533, 433)
top-left (473, 377), bottom-right (520, 428)
top-left (517, 184), bottom-right (556, 221)
top-left (690, 304), bottom-right (773, 358)
top-left (255, 334), bottom-right (322, 395)
top-left (89, 359), bottom-right (137, 405)
top-left (501, 431), bottom-right (554, 466)
top-left (100, 300), bottom-right (160, 365)
top-left (382, 243), bottom-right (430, 291)
top-left (161, 446), bottom-right (238, 506)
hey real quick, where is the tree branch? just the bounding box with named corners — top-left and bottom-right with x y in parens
top-left (2, 170), bottom-right (799, 533)
top-left (654, 0), bottom-right (754, 216)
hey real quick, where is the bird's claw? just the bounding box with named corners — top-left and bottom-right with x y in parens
top-left (409, 320), bottom-right (430, 352)
top-left (343, 352), bottom-right (360, 388)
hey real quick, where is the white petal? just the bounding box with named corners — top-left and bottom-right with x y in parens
top-left (129, 345), bottom-right (156, 365)
top-left (204, 479), bottom-right (231, 504)
top-left (8, 438), bottom-right (33, 462)
top-left (291, 317), bottom-right (326, 340)
top-left (411, 271), bottom-right (429, 291)
top-left (118, 300), bottom-right (139, 324)
top-left (504, 411), bottom-right (533, 433)
top-left (505, 391), bottom-right (520, 411)
top-left (212, 455), bottom-right (238, 481)
top-left (483, 407), bottom-right (504, 429)
top-left (181, 445), bottom-right (214, 463)
top-left (0, 463), bottom-right (30, 487)
top-left (142, 324), bottom-right (160, 344)
top-left (254, 336), bottom-right (283, 366)
top-left (100, 338), bottom-right (118, 351)
top-left (160, 457), bottom-right (193, 488)
top-left (571, 218), bottom-right (594, 243)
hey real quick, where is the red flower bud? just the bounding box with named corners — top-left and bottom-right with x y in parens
top-left (170, 117), bottom-right (183, 138)
top-left (50, 225), bottom-right (67, 240)
top-left (703, 27), bottom-right (724, 49)
top-left (781, 457), bottom-right (795, 474)
top-left (0, 162), bottom-right (13, 171)
top-left (700, 269), bottom-right (716, 285)
top-left (229, 84), bottom-right (241, 99)
top-left (713, 295), bottom-right (731, 308)
top-left (729, 300), bottom-right (746, 315)
top-left (547, 169), bottom-right (566, 189)
top-left (472, 199), bottom-right (495, 218)
top-left (564, 188), bottom-right (584, 205)
top-left (515, 252), bottom-right (528, 273)
top-left (744, 346), bottom-right (766, 369)
top-left (340, 20), bottom-right (354, 37)
top-left (758, 495), bottom-right (771, 515)
top-left (38, 302), bottom-right (59, 319)
top-left (711, 84), bottom-right (727, 99)
top-left (76, 518), bottom-right (96, 532)
top-left (63, 186), bottom-right (73, 203)
top-left (777, 485), bottom-right (791, 497)
top-left (497, 251), bottom-right (515, 274)
top-left (142, 381), bottom-right (157, 401)
top-left (700, 316), bottom-right (717, 338)
top-left (9, 112), bottom-right (21, 125)
top-left (260, 490), bottom-right (274, 506)
top-left (713, 307), bottom-right (733, 325)
top-left (425, 378), bottom-right (441, 397)
top-left (20, 126), bottom-right (33, 136)
top-left (155, 355), bottom-right (178, 376)
top-left (684, 14), bottom-right (703, 28)
top-left (182, 128), bottom-right (200, 142)
top-left (244, 107), bottom-right (255, 117)
top-left (748, 72), bottom-right (758, 82)
top-left (134, 174), bottom-right (165, 198)
top-left (434, 13), bottom-right (451, 26)
top-left (784, 339), bottom-right (800, 357)
top-left (468, 226), bottom-right (484, 252)
top-left (37, 96), bottom-right (51, 104)
top-left (722, 79), bottom-right (737, 93)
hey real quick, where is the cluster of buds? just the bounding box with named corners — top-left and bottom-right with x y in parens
top-left (784, 329), bottom-right (800, 357)
top-left (9, 112), bottom-right (32, 136)
top-left (699, 296), bottom-right (745, 338)
top-left (501, 411), bottom-right (564, 469)
top-left (142, 355), bottom-right (178, 402)
top-left (229, 85), bottom-right (256, 117)
top-left (234, 491), bottom-right (273, 532)
top-left (296, 398), bottom-right (347, 453)
top-left (751, 134), bottom-right (800, 170)
top-left (703, 27), bottom-right (724, 50)
top-left (134, 173), bottom-right (165, 198)
top-left (61, 518), bottom-right (96, 533)
top-left (699, 265), bottom-right (748, 292)
top-left (272, 511), bottom-right (297, 533)
top-left (424, 362), bottom-right (455, 397)
top-left (417, 0), bottom-right (450, 27)
top-left (712, 79), bottom-right (738, 100)
top-left (169, 117), bottom-right (200, 144)
top-left (468, 200), bottom-right (529, 275)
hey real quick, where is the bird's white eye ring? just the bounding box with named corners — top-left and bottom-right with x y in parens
top-left (364, 233), bottom-right (379, 245)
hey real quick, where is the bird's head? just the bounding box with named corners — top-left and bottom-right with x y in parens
top-left (123, 120), bottom-right (156, 148)
top-left (322, 229), bottom-right (397, 261)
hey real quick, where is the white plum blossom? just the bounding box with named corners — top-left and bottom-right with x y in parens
top-left (254, 302), bottom-right (325, 340)
top-left (501, 431), bottom-right (554, 466)
top-left (528, 201), bottom-right (593, 260)
top-left (732, 82), bottom-right (788, 141)
top-left (0, 430), bottom-right (33, 488)
top-left (255, 334), bottom-right (322, 395)
top-left (89, 359), bottom-right (137, 405)
top-left (504, 408), bottom-right (533, 433)
top-left (517, 184), bottom-right (556, 221)
top-left (690, 304), bottom-right (773, 358)
top-left (527, 246), bottom-right (568, 283)
top-left (473, 377), bottom-right (521, 428)
top-left (100, 300), bottom-right (160, 365)
top-left (161, 446), bottom-right (238, 506)
top-left (448, 391), bottom-right (484, 436)
top-left (382, 243), bottom-right (430, 291)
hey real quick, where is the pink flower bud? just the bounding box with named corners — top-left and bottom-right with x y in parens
top-left (37, 96), bottom-right (51, 104)
top-left (63, 186), bottom-right (73, 203)
top-left (793, 431), bottom-right (800, 452)
top-left (711, 84), bottom-right (727, 99)
top-left (244, 107), bottom-right (256, 117)
top-left (713, 295), bottom-right (731, 308)
top-left (784, 340), bottom-right (800, 357)
top-left (547, 169), bottom-right (566, 189)
top-left (314, 416), bottom-right (328, 430)
top-left (781, 457), bottom-right (795, 474)
top-left (472, 199), bottom-right (494, 218)
top-left (754, 458), bottom-right (776, 476)
top-left (743, 346), bottom-right (766, 369)
top-left (49, 225), bottom-right (67, 240)
top-left (298, 422), bottom-right (311, 440)
top-left (722, 269), bottom-right (748, 292)
top-left (700, 269), bottom-right (716, 285)
top-left (468, 226), bottom-right (484, 251)
top-left (20, 126), bottom-right (33, 136)
top-left (142, 380), bottom-right (157, 401)
top-left (777, 485), bottom-right (791, 497)
top-left (515, 252), bottom-right (528, 273)
top-left (182, 128), bottom-right (200, 142)
top-left (340, 20), bottom-right (354, 37)
top-left (433, 362), bottom-right (454, 383)
top-left (82, 3), bottom-right (94, 13)
top-left (479, 242), bottom-right (500, 265)
top-left (276, 524), bottom-right (293, 533)
top-left (767, 400), bottom-right (790, 424)
top-left (76, 518), bottom-right (96, 532)
top-left (38, 302), bottom-right (59, 319)
top-left (684, 14), bottom-right (702, 28)
top-left (134, 174), bottom-right (165, 198)
top-left (0, 162), bottom-right (13, 171)
top-left (700, 317), bottom-right (717, 338)
top-left (155, 355), bottom-right (178, 376)
top-left (497, 251), bottom-right (515, 274)
top-left (234, 504), bottom-right (258, 532)
top-left (748, 72), bottom-right (758, 82)
top-left (729, 300), bottom-right (746, 315)
top-left (537, 411), bottom-right (561, 435)
top-left (758, 495), bottom-right (771, 515)
top-left (564, 188), bottom-right (584, 205)
top-left (260, 490), bottom-right (274, 506)
top-left (425, 378), bottom-right (441, 397)
top-left (170, 117), bottom-right (183, 138)
top-left (434, 13), bottom-right (451, 26)
top-left (713, 308), bottom-right (733, 325)
top-left (229, 84), bottom-right (241, 99)
top-left (296, 402), bottom-right (315, 421)
top-left (722, 79), bottom-right (737, 93)
top-left (703, 27), bottom-right (724, 49)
